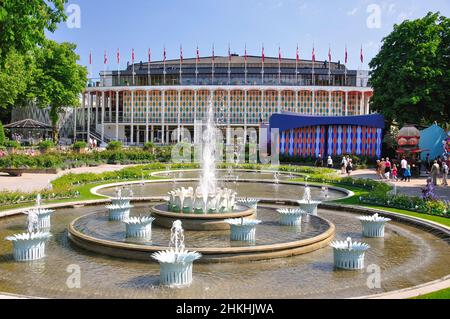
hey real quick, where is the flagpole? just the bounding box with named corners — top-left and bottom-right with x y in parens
top-left (344, 45), bottom-right (347, 86)
top-left (212, 44), bottom-right (215, 85)
top-left (278, 46), bottom-right (281, 85)
top-left (196, 46), bottom-right (199, 85)
top-left (312, 44), bottom-right (315, 86)
top-left (117, 49), bottom-right (121, 86)
top-left (104, 50), bottom-right (107, 87)
top-left (228, 44), bottom-right (231, 85)
top-left (244, 44), bottom-right (248, 85)
top-left (328, 46), bottom-right (332, 86)
top-left (132, 49), bottom-right (135, 85)
top-left (163, 47), bottom-right (166, 85)
top-left (296, 44), bottom-right (299, 86)
top-left (261, 44), bottom-right (264, 85)
top-left (179, 45), bottom-right (183, 85)
top-left (148, 48), bottom-right (151, 86)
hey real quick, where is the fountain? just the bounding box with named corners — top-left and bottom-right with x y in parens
top-left (5, 232), bottom-right (52, 262)
top-left (225, 218), bottom-right (262, 242)
top-left (25, 194), bottom-right (54, 231)
top-left (277, 208), bottom-right (305, 226)
top-left (358, 213), bottom-right (391, 238)
top-left (152, 99), bottom-right (257, 230)
top-left (152, 220), bottom-right (201, 288)
top-left (123, 216), bottom-right (155, 239)
top-left (330, 237), bottom-right (370, 270)
top-left (237, 198), bottom-right (260, 210)
top-left (297, 185), bottom-right (321, 216)
top-left (106, 187), bottom-right (134, 221)
top-left (168, 187), bottom-right (237, 213)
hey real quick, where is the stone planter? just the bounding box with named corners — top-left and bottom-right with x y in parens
top-left (359, 214), bottom-right (391, 238)
top-left (330, 238), bottom-right (370, 270)
top-left (277, 208), bottom-right (304, 226)
top-left (225, 218), bottom-right (262, 242)
top-left (5, 232), bottom-right (52, 262)
top-left (123, 216), bottom-right (155, 238)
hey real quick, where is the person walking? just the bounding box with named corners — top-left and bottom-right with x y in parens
top-left (441, 162), bottom-right (448, 186)
top-left (430, 160), bottom-right (440, 186)
top-left (392, 164), bottom-right (398, 182)
top-left (341, 156), bottom-right (347, 174)
top-left (384, 157), bottom-right (392, 180)
top-left (315, 154), bottom-right (324, 167)
top-left (400, 157), bottom-right (408, 181)
top-left (380, 158), bottom-right (386, 179)
top-left (425, 153), bottom-right (431, 174)
top-left (404, 164), bottom-right (412, 182)
top-left (327, 156), bottom-right (333, 168)
top-left (346, 159), bottom-right (353, 176)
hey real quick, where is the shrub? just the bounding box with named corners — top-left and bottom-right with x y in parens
top-left (0, 122), bottom-right (5, 145)
top-left (39, 140), bottom-right (55, 150)
top-left (4, 140), bottom-right (20, 149)
top-left (73, 141), bottom-right (88, 150)
top-left (106, 141), bottom-right (122, 151)
top-left (143, 142), bottom-right (155, 152)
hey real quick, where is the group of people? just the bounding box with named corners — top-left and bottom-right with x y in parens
top-left (315, 154), bottom-right (353, 176)
top-left (88, 137), bottom-right (98, 149)
top-left (375, 155), bottom-right (448, 186)
top-left (376, 157), bottom-right (411, 182)
top-left (428, 157), bottom-right (448, 186)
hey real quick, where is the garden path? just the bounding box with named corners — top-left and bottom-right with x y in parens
top-left (0, 164), bottom-right (131, 193)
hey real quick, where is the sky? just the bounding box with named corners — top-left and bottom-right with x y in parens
top-left (47, 0), bottom-right (450, 79)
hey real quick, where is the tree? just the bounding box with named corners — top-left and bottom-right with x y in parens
top-left (369, 12), bottom-right (450, 127)
top-left (31, 40), bottom-right (87, 142)
top-left (0, 0), bottom-right (66, 63)
top-left (0, 121), bottom-right (5, 145)
top-left (0, 50), bottom-right (35, 109)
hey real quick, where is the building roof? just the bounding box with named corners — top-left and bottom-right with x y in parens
top-left (126, 55), bottom-right (346, 70)
top-left (269, 113), bottom-right (385, 131)
top-left (4, 119), bottom-right (52, 130)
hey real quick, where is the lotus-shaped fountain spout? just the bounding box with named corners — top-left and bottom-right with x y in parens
top-left (123, 216), bottom-right (155, 239)
top-left (330, 237), bottom-right (370, 270)
top-left (6, 232), bottom-right (52, 261)
top-left (152, 220), bottom-right (201, 288)
top-left (358, 213), bottom-right (391, 238)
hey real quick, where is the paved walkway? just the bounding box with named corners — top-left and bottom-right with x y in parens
top-left (0, 164), bottom-right (131, 192)
top-left (350, 168), bottom-right (450, 201)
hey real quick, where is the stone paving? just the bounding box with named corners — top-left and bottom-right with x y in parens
top-left (0, 164), bottom-right (131, 193)
top-left (349, 168), bottom-right (449, 201)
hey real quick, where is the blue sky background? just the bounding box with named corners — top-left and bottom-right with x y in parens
top-left (47, 0), bottom-right (450, 78)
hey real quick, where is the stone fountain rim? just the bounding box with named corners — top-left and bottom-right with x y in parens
top-left (90, 177), bottom-right (354, 202)
top-left (151, 204), bottom-right (255, 220)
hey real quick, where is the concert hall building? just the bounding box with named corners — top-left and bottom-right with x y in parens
top-left (77, 55), bottom-right (373, 147)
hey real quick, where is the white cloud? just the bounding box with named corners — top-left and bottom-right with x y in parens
top-left (347, 7), bottom-right (358, 16)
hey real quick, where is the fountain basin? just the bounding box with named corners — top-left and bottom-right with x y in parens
top-left (68, 210), bottom-right (335, 263)
top-left (277, 208), bottom-right (305, 226)
top-left (123, 216), bottom-right (155, 239)
top-left (297, 200), bottom-right (321, 216)
top-left (151, 204), bottom-right (256, 231)
top-left (330, 238), bottom-right (370, 270)
top-left (359, 214), bottom-right (391, 238)
top-left (5, 232), bottom-right (52, 262)
top-left (106, 204), bottom-right (133, 221)
top-left (225, 218), bottom-right (262, 242)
